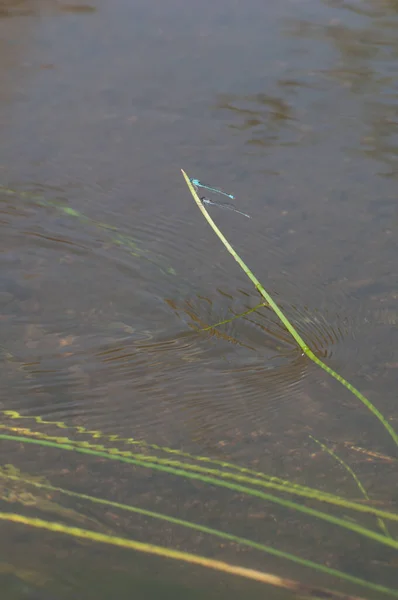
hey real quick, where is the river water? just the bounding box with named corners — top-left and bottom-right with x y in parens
top-left (0, 1), bottom-right (397, 599)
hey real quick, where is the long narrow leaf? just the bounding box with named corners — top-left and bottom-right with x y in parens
top-left (181, 169), bottom-right (398, 449)
top-left (2, 468), bottom-right (395, 596)
top-left (1, 433), bottom-right (397, 550)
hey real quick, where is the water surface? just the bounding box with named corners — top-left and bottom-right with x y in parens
top-left (0, 0), bottom-right (397, 598)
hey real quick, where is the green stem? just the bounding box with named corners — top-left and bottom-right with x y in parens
top-left (181, 169), bottom-right (398, 449)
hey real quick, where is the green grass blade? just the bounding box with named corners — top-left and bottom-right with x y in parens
top-left (310, 436), bottom-right (391, 538)
top-left (3, 422), bottom-right (398, 522)
top-left (1, 433), bottom-right (397, 550)
top-left (2, 422), bottom-right (398, 524)
top-left (181, 169), bottom-right (398, 449)
top-left (0, 512), bottom-right (384, 600)
top-left (2, 469), bottom-right (397, 598)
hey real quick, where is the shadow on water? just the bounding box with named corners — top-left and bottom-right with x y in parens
top-left (0, 0), bottom-right (398, 598)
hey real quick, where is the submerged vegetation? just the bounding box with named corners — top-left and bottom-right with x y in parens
top-left (0, 173), bottom-right (397, 599)
top-left (1, 408), bottom-right (397, 600)
top-left (0, 184), bottom-right (177, 276)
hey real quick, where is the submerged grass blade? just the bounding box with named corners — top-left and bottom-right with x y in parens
top-left (1, 433), bottom-right (398, 550)
top-left (200, 302), bottom-right (268, 331)
top-left (181, 169), bottom-right (398, 449)
top-left (310, 436), bottom-right (391, 538)
top-left (2, 409), bottom-right (294, 482)
top-left (0, 184), bottom-right (176, 276)
top-left (0, 512), bottom-right (377, 600)
top-left (3, 411), bottom-right (385, 509)
top-left (1, 470), bottom-right (397, 598)
top-left (1, 423), bottom-right (398, 524)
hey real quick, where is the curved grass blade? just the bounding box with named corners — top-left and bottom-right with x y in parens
top-left (1, 433), bottom-right (397, 550)
top-left (3, 411), bottom-right (380, 504)
top-left (2, 409), bottom-right (292, 481)
top-left (181, 169), bottom-right (398, 450)
top-left (1, 423), bottom-right (398, 525)
top-left (0, 512), bottom-right (377, 600)
top-left (5, 411), bottom-right (394, 517)
top-left (1, 469), bottom-right (396, 598)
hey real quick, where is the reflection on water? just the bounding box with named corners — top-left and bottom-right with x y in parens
top-left (217, 93), bottom-right (300, 149)
top-left (0, 0), bottom-right (97, 17)
top-left (0, 1), bottom-right (34, 18)
top-left (1, 0), bottom-right (398, 598)
top-left (287, 1), bottom-right (398, 177)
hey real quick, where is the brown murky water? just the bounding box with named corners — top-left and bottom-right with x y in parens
top-left (0, 0), bottom-right (397, 598)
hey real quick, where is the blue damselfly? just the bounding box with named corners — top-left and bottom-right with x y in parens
top-left (191, 178), bottom-right (250, 219)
